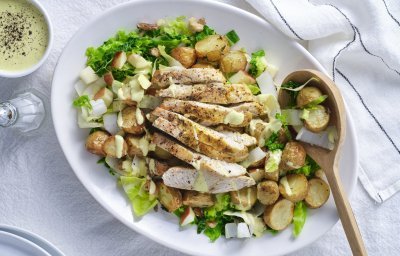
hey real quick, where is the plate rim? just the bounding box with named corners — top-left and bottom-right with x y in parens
top-left (51, 0), bottom-right (359, 255)
top-left (0, 230), bottom-right (50, 256)
top-left (0, 225), bottom-right (64, 256)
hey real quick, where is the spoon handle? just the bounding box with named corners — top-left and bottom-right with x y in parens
top-left (325, 164), bottom-right (368, 255)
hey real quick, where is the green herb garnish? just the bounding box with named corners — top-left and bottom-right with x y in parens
top-left (225, 30), bottom-right (240, 45)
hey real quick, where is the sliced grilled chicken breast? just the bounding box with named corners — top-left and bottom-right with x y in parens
top-left (151, 68), bottom-right (226, 88)
top-left (230, 102), bottom-right (265, 117)
top-left (152, 133), bottom-right (246, 177)
top-left (152, 108), bottom-right (248, 161)
top-left (163, 167), bottom-right (256, 193)
top-left (218, 131), bottom-right (257, 147)
top-left (159, 99), bottom-right (252, 127)
top-left (156, 83), bottom-right (255, 104)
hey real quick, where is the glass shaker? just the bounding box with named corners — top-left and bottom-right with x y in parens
top-left (0, 91), bottom-right (45, 133)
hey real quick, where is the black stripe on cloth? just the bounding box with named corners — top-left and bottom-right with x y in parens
top-left (325, 3), bottom-right (400, 76)
top-left (336, 68), bottom-right (400, 155)
top-left (269, 0), bottom-right (304, 40)
top-left (382, 0), bottom-right (400, 27)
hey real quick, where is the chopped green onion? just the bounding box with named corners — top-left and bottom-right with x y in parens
top-left (225, 30), bottom-right (240, 45)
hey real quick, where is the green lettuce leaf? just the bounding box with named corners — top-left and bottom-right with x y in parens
top-left (73, 95), bottom-right (92, 110)
top-left (120, 176), bottom-right (158, 216)
top-left (194, 25), bottom-right (216, 43)
top-left (225, 30), bottom-right (240, 45)
top-left (196, 194), bottom-right (234, 242)
top-left (248, 50), bottom-right (267, 78)
top-left (290, 155), bottom-right (320, 177)
top-left (247, 84), bottom-right (261, 95)
top-left (293, 201), bottom-right (307, 237)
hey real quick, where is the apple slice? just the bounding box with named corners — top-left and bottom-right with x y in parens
top-left (180, 207), bottom-right (196, 226)
top-left (80, 66), bottom-right (99, 85)
top-left (111, 51), bottom-right (127, 69)
top-left (103, 72), bottom-right (114, 86)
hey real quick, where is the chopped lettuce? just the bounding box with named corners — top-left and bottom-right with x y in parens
top-left (247, 84), bottom-right (261, 95)
top-left (280, 81), bottom-right (301, 107)
top-left (293, 201), bottom-right (307, 237)
top-left (120, 176), bottom-right (158, 216)
top-left (196, 194), bottom-right (234, 242)
top-left (290, 155), bottom-right (320, 177)
top-left (265, 132), bottom-right (285, 151)
top-left (158, 45), bottom-right (184, 67)
top-left (158, 16), bottom-right (192, 37)
top-left (249, 50), bottom-right (267, 78)
top-left (304, 95), bottom-right (328, 109)
top-left (265, 149), bottom-right (282, 173)
top-left (73, 95), bottom-right (92, 110)
top-left (194, 25), bottom-right (216, 43)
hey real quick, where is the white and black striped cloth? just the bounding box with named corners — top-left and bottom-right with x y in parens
top-left (246, 0), bottom-right (400, 202)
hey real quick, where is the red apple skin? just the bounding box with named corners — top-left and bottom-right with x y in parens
top-left (111, 51), bottom-right (127, 69)
top-left (103, 72), bottom-right (114, 86)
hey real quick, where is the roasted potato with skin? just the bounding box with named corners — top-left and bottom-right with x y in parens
top-left (304, 105), bottom-right (330, 132)
top-left (147, 158), bottom-right (169, 178)
top-left (257, 181), bottom-right (280, 206)
top-left (157, 181), bottom-right (183, 212)
top-left (230, 186), bottom-right (257, 211)
top-left (279, 174), bottom-right (308, 202)
top-left (263, 198), bottom-right (294, 230)
top-left (182, 191), bottom-right (215, 208)
top-left (85, 131), bottom-right (110, 156)
top-left (120, 106), bottom-right (145, 135)
top-left (248, 168), bottom-right (265, 183)
top-left (264, 170), bottom-right (279, 182)
top-left (219, 51), bottom-right (247, 73)
top-left (126, 135), bottom-right (146, 157)
top-left (191, 63), bottom-right (215, 69)
top-left (171, 47), bottom-right (197, 68)
top-left (195, 35), bottom-right (230, 62)
top-left (102, 135), bottom-right (128, 158)
top-left (297, 86), bottom-right (323, 108)
top-left (280, 141), bottom-right (306, 172)
top-left (305, 178), bottom-right (330, 208)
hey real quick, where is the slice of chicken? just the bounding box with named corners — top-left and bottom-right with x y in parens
top-left (218, 130), bottom-right (257, 147)
top-left (152, 108), bottom-right (248, 161)
top-left (151, 68), bottom-right (226, 88)
top-left (156, 83), bottom-right (255, 104)
top-left (163, 167), bottom-right (256, 193)
top-left (152, 133), bottom-right (246, 177)
top-left (230, 102), bottom-right (265, 117)
top-left (159, 99), bottom-right (252, 127)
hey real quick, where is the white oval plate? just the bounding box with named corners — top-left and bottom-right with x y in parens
top-left (0, 231), bottom-right (50, 256)
top-left (0, 225), bottom-right (64, 256)
top-left (51, 1), bottom-right (358, 255)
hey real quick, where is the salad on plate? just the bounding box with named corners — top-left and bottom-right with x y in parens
top-left (73, 16), bottom-right (335, 241)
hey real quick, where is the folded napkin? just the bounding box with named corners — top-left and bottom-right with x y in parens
top-left (246, 0), bottom-right (400, 202)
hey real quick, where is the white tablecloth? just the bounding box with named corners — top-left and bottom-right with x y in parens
top-left (0, 0), bottom-right (398, 255)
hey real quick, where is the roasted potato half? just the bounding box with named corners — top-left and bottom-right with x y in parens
top-left (248, 168), bottom-right (265, 183)
top-left (191, 63), bottom-right (215, 69)
top-left (296, 86), bottom-right (323, 108)
top-left (182, 191), bottom-right (215, 208)
top-left (304, 105), bottom-right (330, 132)
top-left (264, 170), bottom-right (279, 182)
top-left (120, 106), bottom-right (145, 135)
top-left (257, 181), bottom-right (280, 206)
top-left (85, 130), bottom-right (110, 156)
top-left (305, 178), bottom-right (330, 208)
top-left (263, 198), bottom-right (294, 231)
top-left (157, 181), bottom-right (183, 212)
top-left (280, 141), bottom-right (306, 172)
top-left (102, 135), bottom-right (128, 158)
top-left (171, 47), bottom-right (197, 68)
top-left (195, 35), bottom-right (230, 62)
top-left (230, 186), bottom-right (257, 211)
top-left (279, 174), bottom-right (308, 203)
top-left (147, 158), bottom-right (169, 178)
top-left (219, 51), bottom-right (247, 73)
top-left (228, 70), bottom-right (256, 84)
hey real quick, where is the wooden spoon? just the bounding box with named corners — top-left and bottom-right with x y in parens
top-left (280, 69), bottom-right (367, 255)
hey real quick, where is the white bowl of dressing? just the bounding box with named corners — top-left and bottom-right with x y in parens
top-left (0, 0), bottom-right (53, 78)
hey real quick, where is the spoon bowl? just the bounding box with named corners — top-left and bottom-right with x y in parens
top-left (280, 69), bottom-right (367, 256)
